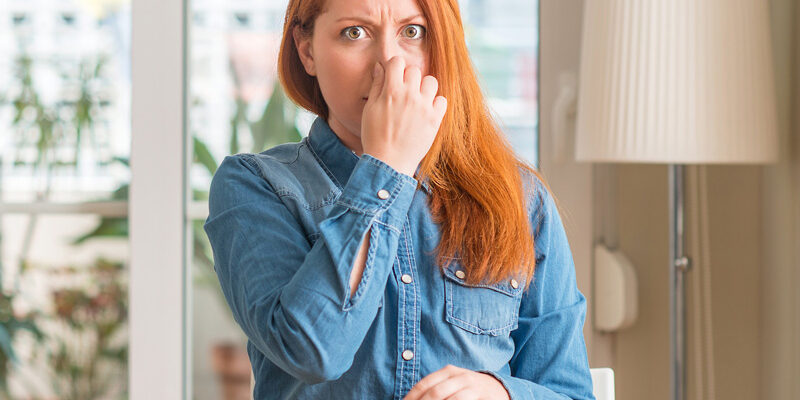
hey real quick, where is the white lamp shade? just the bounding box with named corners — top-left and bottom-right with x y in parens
top-left (575, 0), bottom-right (779, 164)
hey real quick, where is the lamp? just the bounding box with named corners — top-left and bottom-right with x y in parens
top-left (574, 1), bottom-right (779, 400)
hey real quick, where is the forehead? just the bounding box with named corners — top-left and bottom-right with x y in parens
top-left (321, 0), bottom-right (424, 22)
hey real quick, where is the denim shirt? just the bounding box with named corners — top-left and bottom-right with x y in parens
top-left (203, 116), bottom-right (596, 400)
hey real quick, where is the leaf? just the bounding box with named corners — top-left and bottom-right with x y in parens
top-left (111, 156), bottom-right (129, 167)
top-left (193, 189), bottom-right (209, 201)
top-left (249, 80), bottom-right (303, 152)
top-left (0, 325), bottom-right (19, 365)
top-left (13, 319), bottom-right (45, 341)
top-left (229, 97), bottom-right (247, 155)
top-left (193, 136), bottom-right (218, 176)
top-left (70, 217), bottom-right (128, 245)
top-left (110, 183), bottom-right (129, 201)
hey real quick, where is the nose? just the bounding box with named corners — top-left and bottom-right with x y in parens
top-left (374, 34), bottom-right (406, 70)
top-left (375, 35), bottom-right (402, 67)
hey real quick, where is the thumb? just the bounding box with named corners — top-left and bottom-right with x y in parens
top-left (369, 62), bottom-right (384, 99)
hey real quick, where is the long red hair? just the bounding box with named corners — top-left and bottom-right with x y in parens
top-left (277, 0), bottom-right (558, 290)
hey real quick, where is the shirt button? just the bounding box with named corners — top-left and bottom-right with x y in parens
top-left (401, 274), bottom-right (413, 284)
top-left (402, 350), bottom-right (414, 360)
top-left (377, 189), bottom-right (390, 199)
top-left (510, 279), bottom-right (519, 289)
top-left (455, 270), bottom-right (466, 280)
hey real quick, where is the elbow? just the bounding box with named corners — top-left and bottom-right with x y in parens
top-left (304, 358), bottom-right (355, 384)
top-left (250, 306), bottom-right (359, 385)
top-left (267, 340), bottom-right (353, 385)
top-left (244, 288), bottom-right (364, 385)
top-left (296, 331), bottom-right (359, 383)
top-left (246, 330), bottom-right (357, 385)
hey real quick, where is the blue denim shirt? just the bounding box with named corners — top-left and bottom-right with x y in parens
top-left (203, 116), bottom-right (595, 400)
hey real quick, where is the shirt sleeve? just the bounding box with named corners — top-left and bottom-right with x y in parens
top-left (203, 153), bottom-right (417, 385)
top-left (477, 180), bottom-right (596, 400)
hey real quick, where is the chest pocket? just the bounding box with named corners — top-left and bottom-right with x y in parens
top-left (442, 262), bottom-right (525, 336)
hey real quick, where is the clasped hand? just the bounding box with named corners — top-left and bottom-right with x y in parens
top-left (402, 364), bottom-right (511, 400)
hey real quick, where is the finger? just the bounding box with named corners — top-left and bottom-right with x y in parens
top-left (385, 55), bottom-right (406, 97)
top-left (443, 386), bottom-right (480, 400)
top-left (418, 373), bottom-right (472, 400)
top-left (404, 370), bottom-right (451, 400)
top-left (369, 61), bottom-right (385, 100)
top-left (404, 365), bottom-right (461, 400)
top-left (405, 64), bottom-right (422, 93)
top-left (420, 75), bottom-right (438, 102)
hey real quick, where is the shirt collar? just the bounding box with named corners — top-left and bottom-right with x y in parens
top-left (306, 116), bottom-right (431, 194)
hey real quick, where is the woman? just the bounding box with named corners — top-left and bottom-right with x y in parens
top-left (203, 0), bottom-right (595, 398)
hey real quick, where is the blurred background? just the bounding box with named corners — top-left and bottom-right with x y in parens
top-left (1, 0), bottom-right (799, 400)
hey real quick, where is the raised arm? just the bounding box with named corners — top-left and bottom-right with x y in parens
top-left (203, 153), bottom-right (416, 384)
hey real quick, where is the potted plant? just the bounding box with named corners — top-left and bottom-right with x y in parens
top-left (0, 288), bottom-right (44, 399)
top-left (1, 47), bottom-right (110, 399)
top-left (36, 257), bottom-right (128, 400)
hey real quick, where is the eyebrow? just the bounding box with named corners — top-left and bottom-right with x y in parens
top-left (335, 14), bottom-right (425, 25)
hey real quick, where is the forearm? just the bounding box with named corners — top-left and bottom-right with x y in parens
top-left (206, 153), bottom-right (416, 384)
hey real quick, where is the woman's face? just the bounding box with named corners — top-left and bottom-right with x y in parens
top-left (294, 0), bottom-right (430, 154)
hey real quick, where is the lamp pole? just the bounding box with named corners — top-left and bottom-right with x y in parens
top-left (669, 164), bottom-right (692, 400)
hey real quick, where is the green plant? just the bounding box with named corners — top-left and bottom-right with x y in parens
top-left (3, 47), bottom-right (127, 399)
top-left (32, 257), bottom-right (128, 400)
top-left (3, 48), bottom-right (111, 281)
top-left (8, 51), bottom-right (110, 171)
top-left (0, 289), bottom-right (44, 399)
top-left (0, 48), bottom-right (110, 399)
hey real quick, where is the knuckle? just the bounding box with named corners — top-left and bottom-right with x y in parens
top-left (430, 386), bottom-right (447, 398)
top-left (422, 76), bottom-right (438, 90)
top-left (405, 66), bottom-right (421, 81)
top-left (453, 392), bottom-right (471, 400)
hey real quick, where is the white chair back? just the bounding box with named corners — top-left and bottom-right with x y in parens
top-left (590, 367), bottom-right (615, 400)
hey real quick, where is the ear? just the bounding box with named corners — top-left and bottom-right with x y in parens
top-left (293, 25), bottom-right (317, 76)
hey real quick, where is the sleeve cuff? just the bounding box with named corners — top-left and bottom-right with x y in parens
top-left (478, 370), bottom-right (533, 399)
top-left (336, 153), bottom-right (418, 231)
top-left (478, 369), bottom-right (597, 400)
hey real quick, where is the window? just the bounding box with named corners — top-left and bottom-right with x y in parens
top-left (0, 1), bottom-right (131, 398)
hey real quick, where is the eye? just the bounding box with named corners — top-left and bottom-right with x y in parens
top-left (403, 24), bottom-right (426, 39)
top-left (341, 26), bottom-right (365, 40)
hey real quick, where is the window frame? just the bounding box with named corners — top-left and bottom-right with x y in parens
top-left (130, 0), bottom-right (192, 397)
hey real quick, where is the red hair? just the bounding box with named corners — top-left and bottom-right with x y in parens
top-left (277, 0), bottom-right (558, 290)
